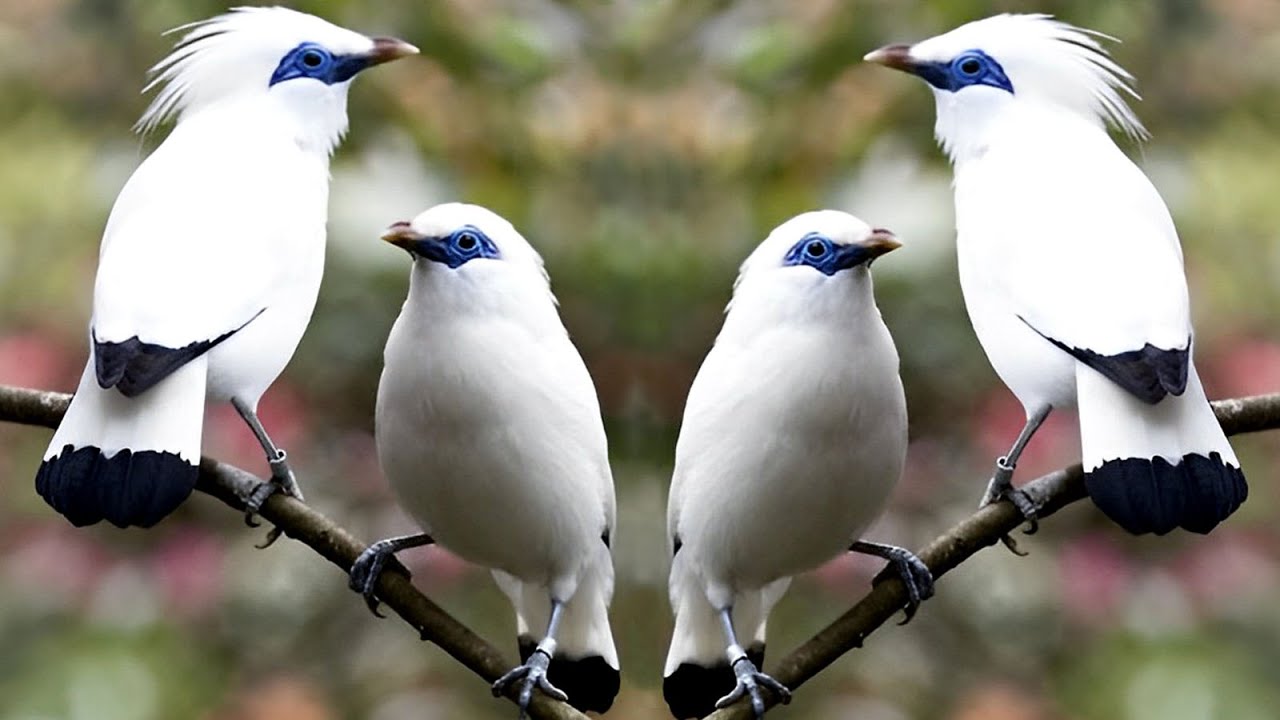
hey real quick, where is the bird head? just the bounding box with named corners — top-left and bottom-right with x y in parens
top-left (727, 210), bottom-right (900, 326)
top-left (864, 14), bottom-right (1146, 161)
top-left (382, 203), bottom-right (556, 320)
top-left (136, 7), bottom-right (417, 151)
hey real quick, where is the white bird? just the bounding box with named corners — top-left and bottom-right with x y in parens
top-left (864, 14), bottom-right (1247, 539)
top-left (349, 203), bottom-right (620, 716)
top-left (662, 211), bottom-right (932, 719)
top-left (35, 7), bottom-right (417, 531)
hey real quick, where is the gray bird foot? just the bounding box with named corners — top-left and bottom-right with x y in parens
top-left (871, 546), bottom-right (935, 624)
top-left (714, 656), bottom-right (791, 718)
top-left (981, 457), bottom-right (1040, 554)
top-left (348, 540), bottom-right (411, 618)
top-left (491, 647), bottom-right (567, 718)
top-left (241, 450), bottom-right (304, 548)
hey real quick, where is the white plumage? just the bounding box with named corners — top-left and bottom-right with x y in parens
top-left (866, 14), bottom-right (1246, 536)
top-left (353, 203), bottom-right (619, 715)
top-left (663, 211), bottom-right (930, 719)
top-left (38, 7), bottom-right (417, 528)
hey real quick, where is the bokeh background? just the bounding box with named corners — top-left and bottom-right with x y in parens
top-left (1, 0), bottom-right (1278, 718)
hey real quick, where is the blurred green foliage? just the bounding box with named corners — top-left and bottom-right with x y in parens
top-left (1, 1), bottom-right (1279, 719)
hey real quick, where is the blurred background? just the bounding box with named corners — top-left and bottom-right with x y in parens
top-left (1, 0), bottom-right (1278, 718)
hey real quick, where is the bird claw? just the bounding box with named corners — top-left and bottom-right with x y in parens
top-left (981, 457), bottom-right (1041, 553)
top-left (999, 534), bottom-right (1030, 556)
top-left (348, 541), bottom-right (412, 618)
top-left (491, 649), bottom-right (567, 718)
top-left (714, 656), bottom-right (791, 718)
top-left (870, 543), bottom-right (942, 617)
top-left (242, 450), bottom-right (304, 548)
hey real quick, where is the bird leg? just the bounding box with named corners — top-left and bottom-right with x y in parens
top-left (232, 398), bottom-right (304, 547)
top-left (850, 540), bottom-right (935, 624)
top-left (981, 404), bottom-right (1051, 552)
top-left (713, 606), bottom-right (791, 718)
top-left (348, 533), bottom-right (434, 617)
top-left (492, 598), bottom-right (570, 717)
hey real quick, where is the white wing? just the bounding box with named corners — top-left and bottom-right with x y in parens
top-left (92, 108), bottom-right (328, 350)
top-left (958, 118), bottom-right (1191, 360)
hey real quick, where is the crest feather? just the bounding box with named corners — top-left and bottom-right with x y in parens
top-left (919, 14), bottom-right (1149, 141)
top-left (134, 6), bottom-right (370, 134)
top-left (1022, 15), bottom-right (1149, 141)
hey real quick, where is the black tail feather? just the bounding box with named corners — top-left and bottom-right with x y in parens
top-left (1085, 452), bottom-right (1247, 535)
top-left (36, 444), bottom-right (197, 528)
top-left (518, 636), bottom-right (620, 714)
top-left (662, 643), bottom-right (765, 720)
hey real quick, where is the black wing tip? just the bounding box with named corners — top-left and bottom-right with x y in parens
top-left (662, 644), bottom-right (765, 719)
top-left (36, 444), bottom-right (198, 528)
top-left (1027, 321), bottom-right (1189, 404)
top-left (1067, 342), bottom-right (1188, 403)
top-left (1085, 452), bottom-right (1248, 535)
top-left (1143, 343), bottom-right (1190, 397)
top-left (94, 330), bottom-right (236, 398)
top-left (517, 636), bottom-right (620, 714)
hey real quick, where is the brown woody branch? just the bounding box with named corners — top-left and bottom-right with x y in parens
top-left (0, 384), bottom-right (588, 720)
top-left (706, 391), bottom-right (1280, 719)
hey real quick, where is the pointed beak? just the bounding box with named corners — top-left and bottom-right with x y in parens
top-left (861, 228), bottom-right (902, 258)
top-left (382, 221), bottom-right (423, 249)
top-left (863, 44), bottom-right (916, 73)
top-left (367, 37), bottom-right (419, 66)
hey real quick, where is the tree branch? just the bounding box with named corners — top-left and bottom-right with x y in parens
top-left (0, 384), bottom-right (589, 720)
top-left (7, 384), bottom-right (1279, 720)
top-left (705, 391), bottom-right (1280, 720)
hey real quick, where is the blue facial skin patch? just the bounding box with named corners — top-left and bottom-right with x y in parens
top-left (782, 233), bottom-right (872, 276)
top-left (912, 49), bottom-right (1014, 94)
top-left (411, 225), bottom-right (502, 269)
top-left (270, 42), bottom-right (373, 86)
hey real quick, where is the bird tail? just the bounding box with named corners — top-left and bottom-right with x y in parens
top-left (36, 357), bottom-right (205, 528)
top-left (1077, 360), bottom-right (1247, 535)
top-left (493, 542), bottom-right (620, 714)
top-left (662, 551), bottom-right (789, 719)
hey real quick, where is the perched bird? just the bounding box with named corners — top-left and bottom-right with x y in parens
top-left (663, 211), bottom-right (932, 719)
top-left (35, 7), bottom-right (417, 530)
top-left (349, 203), bottom-right (620, 716)
top-left (864, 14), bottom-right (1247, 538)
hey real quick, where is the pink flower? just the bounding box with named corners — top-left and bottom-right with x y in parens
top-left (0, 332), bottom-right (75, 390)
top-left (950, 682), bottom-right (1050, 720)
top-left (1058, 532), bottom-right (1133, 625)
top-left (1203, 338), bottom-right (1280, 398)
top-left (4, 523), bottom-right (113, 604)
top-left (148, 527), bottom-right (225, 618)
top-left (1170, 529), bottom-right (1278, 610)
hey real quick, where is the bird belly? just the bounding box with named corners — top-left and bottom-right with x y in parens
top-left (383, 432), bottom-right (601, 589)
top-left (678, 415), bottom-right (900, 595)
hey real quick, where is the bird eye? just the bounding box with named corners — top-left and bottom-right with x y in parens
top-left (455, 231), bottom-right (479, 252)
top-left (301, 49), bottom-right (326, 68)
top-left (805, 240), bottom-right (828, 258)
top-left (957, 55), bottom-right (983, 77)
